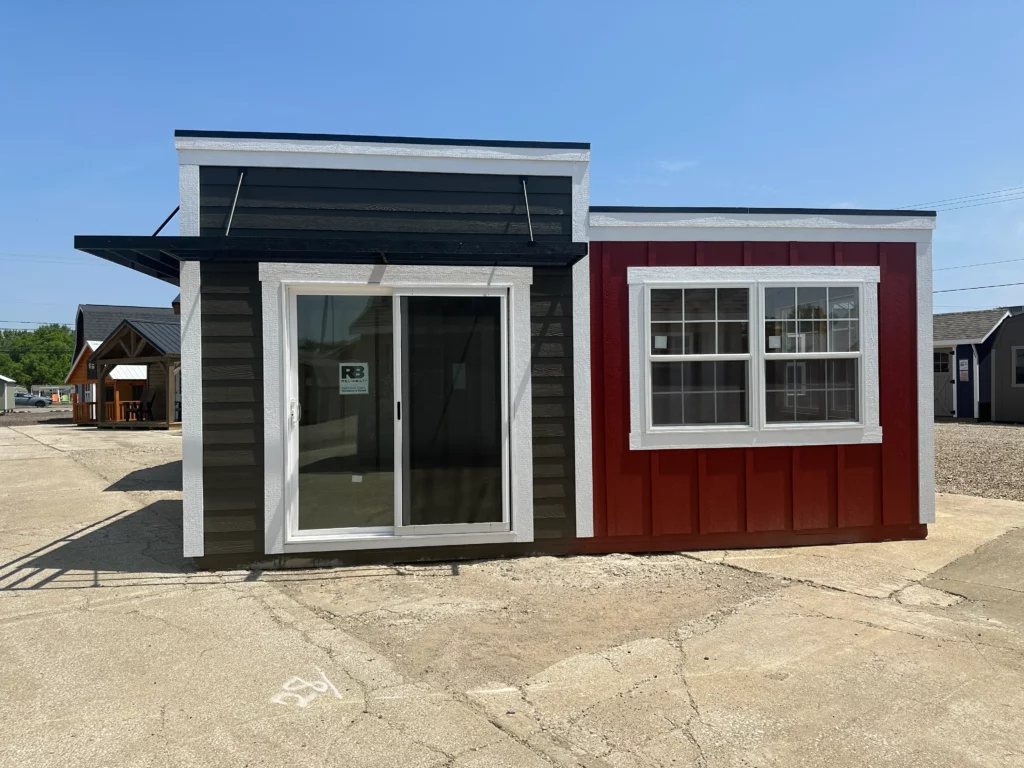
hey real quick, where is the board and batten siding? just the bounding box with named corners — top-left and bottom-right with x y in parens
top-left (198, 167), bottom-right (573, 242)
top-left (589, 240), bottom-right (922, 542)
top-left (200, 262), bottom-right (265, 556)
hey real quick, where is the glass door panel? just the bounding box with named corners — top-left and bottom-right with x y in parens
top-left (295, 294), bottom-right (394, 530)
top-left (399, 295), bottom-right (505, 528)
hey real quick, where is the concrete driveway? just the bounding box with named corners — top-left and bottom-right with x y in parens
top-left (1, 423), bottom-right (1023, 767)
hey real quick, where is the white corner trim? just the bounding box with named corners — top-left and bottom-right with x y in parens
top-left (572, 254), bottom-right (594, 537)
top-left (178, 165), bottom-right (199, 236)
top-left (590, 210), bottom-right (935, 243)
top-left (180, 261), bottom-right (204, 557)
top-left (626, 265), bottom-right (882, 451)
top-left (260, 263), bottom-right (534, 554)
top-left (917, 239), bottom-right (936, 524)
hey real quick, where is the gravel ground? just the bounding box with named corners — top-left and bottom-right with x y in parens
top-left (936, 421), bottom-right (1024, 501)
top-left (0, 409), bottom-right (73, 426)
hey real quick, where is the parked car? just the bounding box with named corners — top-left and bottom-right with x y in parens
top-left (15, 392), bottom-right (50, 408)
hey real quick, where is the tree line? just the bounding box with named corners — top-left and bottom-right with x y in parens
top-left (0, 325), bottom-right (74, 389)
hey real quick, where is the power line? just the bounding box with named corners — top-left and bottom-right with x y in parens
top-left (934, 281), bottom-right (1024, 294)
top-left (937, 194), bottom-right (1024, 212)
top-left (935, 257), bottom-right (1024, 272)
top-left (898, 184), bottom-right (1024, 210)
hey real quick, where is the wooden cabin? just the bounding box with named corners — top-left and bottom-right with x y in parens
top-left (66, 303), bottom-right (179, 427)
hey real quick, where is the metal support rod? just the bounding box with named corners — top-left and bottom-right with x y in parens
top-left (225, 170), bottom-right (246, 236)
top-left (521, 177), bottom-right (535, 242)
top-left (151, 206), bottom-right (180, 237)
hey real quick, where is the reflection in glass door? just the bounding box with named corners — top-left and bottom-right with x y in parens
top-left (295, 294), bottom-right (394, 531)
top-left (398, 295), bottom-right (506, 530)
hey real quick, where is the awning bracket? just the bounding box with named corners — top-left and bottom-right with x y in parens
top-left (225, 169), bottom-right (246, 236)
top-left (520, 176), bottom-right (535, 242)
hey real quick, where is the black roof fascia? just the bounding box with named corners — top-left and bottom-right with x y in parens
top-left (175, 129), bottom-right (590, 151)
top-left (75, 236), bottom-right (588, 274)
top-left (589, 206), bottom-right (937, 217)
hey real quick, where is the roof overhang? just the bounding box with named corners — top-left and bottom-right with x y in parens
top-left (74, 236), bottom-right (589, 284)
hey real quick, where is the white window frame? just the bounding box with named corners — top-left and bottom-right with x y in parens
top-left (260, 262), bottom-right (534, 554)
top-left (1012, 346), bottom-right (1024, 388)
top-left (627, 266), bottom-right (882, 450)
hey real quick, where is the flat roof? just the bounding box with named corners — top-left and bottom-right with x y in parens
top-left (589, 206), bottom-right (937, 217)
top-left (174, 129), bottom-right (590, 151)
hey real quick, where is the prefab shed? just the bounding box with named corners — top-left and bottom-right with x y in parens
top-left (0, 374), bottom-right (15, 414)
top-left (76, 129), bottom-right (936, 568)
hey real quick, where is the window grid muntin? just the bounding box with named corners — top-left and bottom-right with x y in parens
top-left (645, 284), bottom-right (754, 430)
top-left (760, 282), bottom-right (863, 426)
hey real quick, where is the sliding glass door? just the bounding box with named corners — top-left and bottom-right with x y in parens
top-left (290, 288), bottom-right (508, 540)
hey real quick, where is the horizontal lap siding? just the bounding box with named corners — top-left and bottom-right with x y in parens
top-left (199, 167), bottom-right (572, 242)
top-left (590, 241), bottom-right (919, 543)
top-left (532, 267), bottom-right (576, 538)
top-left (201, 262), bottom-right (264, 556)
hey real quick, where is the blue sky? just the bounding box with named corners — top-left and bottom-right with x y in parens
top-left (2, 1), bottom-right (1023, 326)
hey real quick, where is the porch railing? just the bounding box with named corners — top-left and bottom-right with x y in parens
top-left (72, 401), bottom-right (96, 424)
top-left (102, 400), bottom-right (142, 422)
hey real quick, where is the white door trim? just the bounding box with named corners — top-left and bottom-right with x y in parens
top-left (261, 263), bottom-right (534, 554)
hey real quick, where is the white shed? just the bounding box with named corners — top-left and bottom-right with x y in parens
top-left (0, 374), bottom-right (15, 414)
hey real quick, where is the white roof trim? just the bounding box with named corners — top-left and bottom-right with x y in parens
top-left (0, 374), bottom-right (15, 383)
top-left (176, 135), bottom-right (590, 166)
top-left (589, 210), bottom-right (935, 243)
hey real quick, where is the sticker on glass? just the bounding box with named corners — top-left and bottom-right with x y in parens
top-left (339, 363), bottom-right (370, 395)
top-left (769, 336), bottom-right (782, 350)
top-left (654, 335), bottom-right (669, 350)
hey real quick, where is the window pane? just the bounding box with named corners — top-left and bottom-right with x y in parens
top-left (685, 322), bottom-right (716, 354)
top-left (651, 289), bottom-right (682, 321)
top-left (1016, 349), bottom-right (1024, 385)
top-left (683, 393), bottom-right (716, 424)
top-left (830, 320), bottom-right (860, 352)
top-left (717, 288), bottom-right (749, 320)
top-left (651, 323), bottom-right (684, 355)
top-left (765, 392), bottom-right (795, 422)
top-left (765, 287), bottom-right (796, 319)
top-left (651, 362), bottom-right (683, 392)
top-left (795, 389), bottom-right (828, 421)
top-left (797, 287), bottom-right (828, 320)
top-left (827, 359), bottom-right (858, 420)
top-left (296, 294), bottom-right (394, 530)
top-left (718, 321), bottom-right (749, 353)
top-left (798, 320), bottom-right (828, 352)
top-left (684, 289), bottom-right (716, 321)
top-left (716, 392), bottom-right (746, 424)
top-left (682, 361), bottom-right (716, 391)
top-left (829, 287), bottom-right (859, 319)
top-left (716, 360), bottom-right (747, 391)
top-left (765, 320), bottom-right (797, 353)
top-left (652, 394), bottom-right (683, 426)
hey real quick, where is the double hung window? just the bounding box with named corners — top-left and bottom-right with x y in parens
top-left (629, 267), bottom-right (881, 450)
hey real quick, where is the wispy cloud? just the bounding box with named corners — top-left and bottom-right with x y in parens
top-left (657, 160), bottom-right (699, 173)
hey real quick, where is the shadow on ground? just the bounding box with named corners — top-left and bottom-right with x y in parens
top-left (105, 460), bottom-right (182, 492)
top-left (0, 499), bottom-right (191, 589)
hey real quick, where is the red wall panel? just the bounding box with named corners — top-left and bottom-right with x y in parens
top-left (588, 241), bottom-right (921, 549)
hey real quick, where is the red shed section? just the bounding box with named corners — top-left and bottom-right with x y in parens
top-left (586, 240), bottom-right (924, 552)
